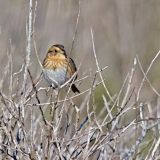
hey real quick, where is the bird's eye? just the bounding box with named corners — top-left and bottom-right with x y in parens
top-left (54, 49), bottom-right (58, 53)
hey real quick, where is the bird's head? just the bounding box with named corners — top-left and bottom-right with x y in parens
top-left (47, 44), bottom-right (67, 59)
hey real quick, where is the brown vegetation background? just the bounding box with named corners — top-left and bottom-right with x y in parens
top-left (0, 0), bottom-right (160, 159)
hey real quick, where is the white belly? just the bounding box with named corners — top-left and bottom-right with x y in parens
top-left (43, 68), bottom-right (69, 88)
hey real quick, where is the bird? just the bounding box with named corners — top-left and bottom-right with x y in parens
top-left (42, 44), bottom-right (80, 93)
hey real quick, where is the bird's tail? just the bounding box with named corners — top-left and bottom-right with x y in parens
top-left (71, 84), bottom-right (80, 93)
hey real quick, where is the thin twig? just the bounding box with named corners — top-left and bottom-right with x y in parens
top-left (137, 50), bottom-right (160, 101)
top-left (90, 27), bottom-right (113, 102)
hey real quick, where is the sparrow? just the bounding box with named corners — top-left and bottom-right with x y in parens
top-left (42, 44), bottom-right (80, 93)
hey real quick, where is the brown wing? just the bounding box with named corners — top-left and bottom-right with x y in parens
top-left (68, 58), bottom-right (80, 93)
top-left (68, 58), bottom-right (78, 79)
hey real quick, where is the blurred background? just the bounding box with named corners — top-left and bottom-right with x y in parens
top-left (0, 0), bottom-right (160, 102)
top-left (1, 1), bottom-right (160, 159)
